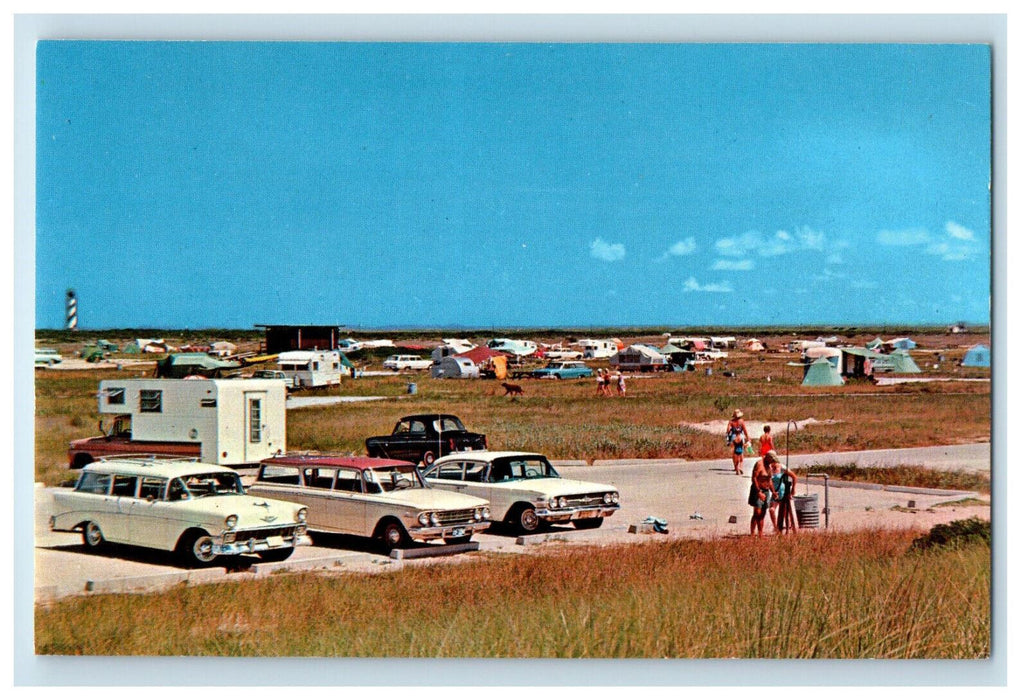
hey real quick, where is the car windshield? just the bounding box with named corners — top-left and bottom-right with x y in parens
top-left (365, 464), bottom-right (426, 492)
top-left (488, 457), bottom-right (559, 482)
top-left (178, 472), bottom-right (244, 498)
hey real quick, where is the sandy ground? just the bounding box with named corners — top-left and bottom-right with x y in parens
top-left (683, 417), bottom-right (838, 436)
top-left (34, 443), bottom-right (991, 601)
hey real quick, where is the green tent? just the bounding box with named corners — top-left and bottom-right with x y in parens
top-left (155, 353), bottom-right (242, 378)
top-left (802, 358), bottom-right (845, 386)
top-left (866, 337), bottom-right (884, 350)
top-left (885, 350), bottom-right (921, 374)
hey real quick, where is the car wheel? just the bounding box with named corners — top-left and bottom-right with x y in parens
top-left (572, 517), bottom-right (604, 530)
top-left (82, 521), bottom-right (106, 550)
top-left (378, 520), bottom-right (411, 552)
top-left (258, 548), bottom-right (294, 562)
top-left (179, 531), bottom-right (218, 566)
top-left (512, 505), bottom-right (541, 535)
top-left (421, 451), bottom-right (435, 466)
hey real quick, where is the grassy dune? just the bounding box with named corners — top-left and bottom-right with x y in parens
top-left (35, 529), bottom-right (989, 658)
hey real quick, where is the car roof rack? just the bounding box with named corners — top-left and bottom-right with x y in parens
top-left (96, 454), bottom-right (202, 464)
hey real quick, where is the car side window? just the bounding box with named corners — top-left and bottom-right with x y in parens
top-left (488, 462), bottom-right (512, 482)
top-left (334, 468), bottom-right (362, 493)
top-left (168, 478), bottom-right (189, 501)
top-left (394, 421), bottom-right (410, 434)
top-left (305, 468), bottom-right (335, 490)
top-left (76, 472), bottom-right (111, 495)
top-left (111, 474), bottom-right (137, 497)
top-left (139, 477), bottom-right (166, 501)
top-left (437, 462), bottom-right (464, 481)
top-left (363, 471), bottom-right (383, 494)
top-left (409, 420), bottom-right (426, 435)
top-left (465, 462), bottom-right (487, 482)
top-left (258, 465), bottom-right (302, 485)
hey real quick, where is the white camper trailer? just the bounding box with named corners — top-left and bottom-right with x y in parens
top-left (276, 350), bottom-right (343, 388)
top-left (577, 339), bottom-right (619, 360)
top-left (69, 378), bottom-right (287, 466)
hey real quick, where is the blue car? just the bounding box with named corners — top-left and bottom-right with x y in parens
top-left (528, 361), bottom-right (594, 379)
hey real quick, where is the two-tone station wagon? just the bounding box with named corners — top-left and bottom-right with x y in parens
top-left (49, 456), bottom-right (311, 566)
top-left (247, 455), bottom-right (492, 551)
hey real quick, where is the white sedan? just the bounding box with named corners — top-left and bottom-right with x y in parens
top-left (421, 451), bottom-right (621, 535)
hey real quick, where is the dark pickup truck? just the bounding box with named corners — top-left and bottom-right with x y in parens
top-left (365, 414), bottom-right (487, 465)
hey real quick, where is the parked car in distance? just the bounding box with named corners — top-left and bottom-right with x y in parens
top-left (421, 451), bottom-right (621, 535)
top-left (528, 361), bottom-right (593, 379)
top-left (252, 369), bottom-right (297, 387)
top-left (35, 348), bottom-right (63, 367)
top-left (49, 457), bottom-right (311, 566)
top-left (383, 354), bottom-right (433, 371)
top-left (248, 455), bottom-right (491, 551)
top-left (543, 345), bottom-right (584, 360)
top-left (365, 414), bottom-right (487, 465)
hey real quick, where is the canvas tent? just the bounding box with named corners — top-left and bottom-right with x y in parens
top-left (155, 353), bottom-right (242, 378)
top-left (865, 337), bottom-right (885, 351)
top-left (801, 358), bottom-right (845, 386)
top-left (658, 343), bottom-right (695, 370)
top-left (839, 347), bottom-right (880, 378)
top-left (886, 337), bottom-right (917, 350)
top-left (740, 338), bottom-right (765, 352)
top-left (962, 344), bottom-right (990, 367)
top-left (884, 350), bottom-right (921, 373)
top-left (612, 344), bottom-right (668, 372)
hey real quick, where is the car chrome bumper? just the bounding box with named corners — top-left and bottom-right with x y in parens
top-left (535, 505), bottom-right (620, 523)
top-left (215, 529), bottom-right (312, 555)
top-left (408, 521), bottom-right (490, 541)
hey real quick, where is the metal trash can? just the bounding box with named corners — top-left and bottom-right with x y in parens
top-left (407, 382), bottom-right (417, 395)
top-left (794, 494), bottom-right (820, 529)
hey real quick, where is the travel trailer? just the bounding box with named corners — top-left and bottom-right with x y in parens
top-left (67, 378), bottom-right (287, 468)
top-left (576, 339), bottom-right (619, 360)
top-left (276, 350), bottom-right (343, 388)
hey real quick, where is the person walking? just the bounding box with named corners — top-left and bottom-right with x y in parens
top-left (615, 370), bottom-right (626, 397)
top-left (595, 368), bottom-right (606, 396)
top-left (726, 409), bottom-right (750, 475)
top-left (758, 424), bottom-right (775, 457)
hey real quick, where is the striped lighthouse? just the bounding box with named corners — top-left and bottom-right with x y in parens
top-left (65, 289), bottom-right (78, 330)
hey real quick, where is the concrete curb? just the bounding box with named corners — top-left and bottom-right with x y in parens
top-left (389, 542), bottom-right (479, 560)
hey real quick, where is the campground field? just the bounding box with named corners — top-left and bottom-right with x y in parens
top-left (34, 329), bottom-right (990, 486)
top-left (32, 328), bottom-right (993, 660)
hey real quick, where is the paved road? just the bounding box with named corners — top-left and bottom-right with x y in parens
top-left (35, 443), bottom-right (991, 602)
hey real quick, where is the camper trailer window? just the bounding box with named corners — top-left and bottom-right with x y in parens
top-left (249, 399), bottom-right (262, 443)
top-left (140, 389), bottom-right (162, 413)
top-left (106, 387), bottom-right (125, 405)
top-left (313, 361), bottom-right (320, 370)
top-left (200, 398), bottom-right (217, 408)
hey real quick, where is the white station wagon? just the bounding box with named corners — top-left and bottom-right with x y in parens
top-left (247, 455), bottom-right (491, 551)
top-left (422, 451), bottom-right (621, 535)
top-left (50, 457), bottom-right (312, 566)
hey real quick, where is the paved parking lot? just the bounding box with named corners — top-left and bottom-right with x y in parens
top-left (35, 443), bottom-right (990, 602)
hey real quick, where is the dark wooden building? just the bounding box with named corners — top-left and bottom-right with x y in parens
top-left (257, 325), bottom-right (340, 353)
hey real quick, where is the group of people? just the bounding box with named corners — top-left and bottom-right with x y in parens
top-left (595, 368), bottom-right (626, 397)
top-left (727, 410), bottom-right (798, 536)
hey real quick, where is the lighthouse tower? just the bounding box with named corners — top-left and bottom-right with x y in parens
top-left (65, 289), bottom-right (78, 330)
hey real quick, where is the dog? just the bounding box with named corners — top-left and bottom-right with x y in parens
top-left (500, 381), bottom-right (524, 398)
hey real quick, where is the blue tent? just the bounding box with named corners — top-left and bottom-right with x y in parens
top-left (962, 345), bottom-right (990, 367)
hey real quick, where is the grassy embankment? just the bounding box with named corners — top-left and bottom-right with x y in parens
top-left (35, 346), bottom-right (991, 486)
top-left (36, 527), bottom-right (989, 658)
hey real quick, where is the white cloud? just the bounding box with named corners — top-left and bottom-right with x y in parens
top-left (667, 238), bottom-right (697, 257)
top-left (716, 226), bottom-right (826, 258)
top-left (877, 228), bottom-right (931, 246)
top-left (682, 277), bottom-right (733, 293)
top-left (711, 259), bottom-right (754, 271)
top-left (927, 242), bottom-right (974, 261)
top-left (589, 238), bottom-right (626, 262)
top-left (946, 221), bottom-right (975, 241)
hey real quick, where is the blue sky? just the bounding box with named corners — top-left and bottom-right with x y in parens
top-left (35, 41), bottom-right (992, 329)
